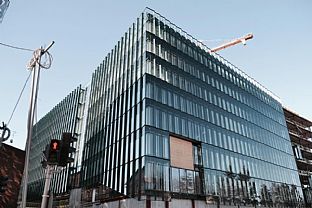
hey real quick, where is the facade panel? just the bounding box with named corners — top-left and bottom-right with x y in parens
top-left (170, 136), bottom-right (194, 170)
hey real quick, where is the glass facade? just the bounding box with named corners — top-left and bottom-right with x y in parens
top-left (81, 14), bottom-right (146, 198)
top-left (81, 8), bottom-right (303, 206)
top-left (26, 86), bottom-right (87, 201)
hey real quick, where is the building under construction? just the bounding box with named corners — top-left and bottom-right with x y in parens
top-left (284, 108), bottom-right (312, 206)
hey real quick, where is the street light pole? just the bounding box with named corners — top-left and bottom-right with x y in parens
top-left (20, 42), bottom-right (54, 208)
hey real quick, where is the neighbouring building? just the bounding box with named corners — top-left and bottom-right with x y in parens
top-left (0, 0), bottom-right (10, 23)
top-left (284, 107), bottom-right (312, 207)
top-left (0, 143), bottom-right (25, 208)
top-left (80, 8), bottom-right (304, 208)
top-left (20, 86), bottom-right (88, 207)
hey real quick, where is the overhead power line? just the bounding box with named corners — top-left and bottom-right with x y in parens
top-left (0, 41), bottom-right (34, 52)
top-left (7, 72), bottom-right (32, 126)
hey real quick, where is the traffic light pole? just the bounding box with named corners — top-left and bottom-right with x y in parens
top-left (20, 42), bottom-right (54, 208)
top-left (41, 165), bottom-right (53, 208)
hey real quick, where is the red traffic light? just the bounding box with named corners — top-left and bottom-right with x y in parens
top-left (52, 142), bottom-right (58, 150)
top-left (47, 139), bottom-right (61, 164)
top-left (50, 139), bottom-right (60, 151)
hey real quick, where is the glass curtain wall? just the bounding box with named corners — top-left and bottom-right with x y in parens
top-left (81, 14), bottom-right (146, 199)
top-left (143, 8), bottom-right (303, 207)
top-left (26, 86), bottom-right (86, 201)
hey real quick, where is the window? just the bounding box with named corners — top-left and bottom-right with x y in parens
top-left (172, 168), bottom-right (180, 192)
top-left (180, 169), bottom-right (187, 193)
top-left (187, 170), bottom-right (195, 194)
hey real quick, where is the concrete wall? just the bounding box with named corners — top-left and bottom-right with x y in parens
top-left (151, 200), bottom-right (166, 208)
top-left (69, 188), bottom-right (82, 207)
top-left (93, 198), bottom-right (261, 208)
top-left (170, 199), bottom-right (192, 208)
top-left (95, 198), bottom-right (145, 208)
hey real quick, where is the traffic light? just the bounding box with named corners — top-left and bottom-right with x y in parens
top-left (41, 144), bottom-right (49, 168)
top-left (48, 139), bottom-right (61, 164)
top-left (0, 175), bottom-right (9, 194)
top-left (58, 133), bottom-right (77, 167)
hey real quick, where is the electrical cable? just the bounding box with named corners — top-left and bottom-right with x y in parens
top-left (0, 42), bottom-right (34, 52)
top-left (27, 49), bottom-right (53, 69)
top-left (39, 50), bottom-right (53, 69)
top-left (7, 72), bottom-right (32, 126)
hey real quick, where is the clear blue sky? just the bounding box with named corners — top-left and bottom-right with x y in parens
top-left (1, 0), bottom-right (311, 150)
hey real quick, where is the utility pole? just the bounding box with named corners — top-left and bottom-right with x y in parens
top-left (20, 41), bottom-right (54, 208)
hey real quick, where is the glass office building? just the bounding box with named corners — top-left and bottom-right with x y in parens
top-left (25, 86), bottom-right (87, 204)
top-left (81, 8), bottom-right (303, 207)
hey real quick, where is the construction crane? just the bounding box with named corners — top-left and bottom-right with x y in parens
top-left (210, 33), bottom-right (253, 53)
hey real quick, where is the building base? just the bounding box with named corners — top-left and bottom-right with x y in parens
top-left (82, 198), bottom-right (272, 208)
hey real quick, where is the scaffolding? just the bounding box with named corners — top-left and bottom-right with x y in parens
top-left (284, 107), bottom-right (312, 206)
